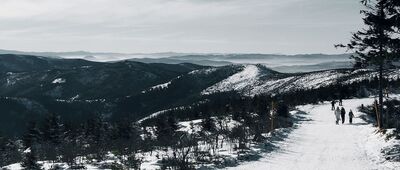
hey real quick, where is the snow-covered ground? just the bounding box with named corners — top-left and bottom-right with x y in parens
top-left (227, 97), bottom-right (400, 170)
top-left (149, 81), bottom-right (171, 90)
top-left (188, 68), bottom-right (217, 75)
top-left (141, 75), bottom-right (183, 93)
top-left (52, 78), bottom-right (66, 84)
top-left (3, 96), bottom-right (400, 170)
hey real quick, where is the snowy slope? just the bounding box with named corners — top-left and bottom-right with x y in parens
top-left (202, 65), bottom-right (260, 94)
top-left (228, 97), bottom-right (400, 170)
top-left (203, 65), bottom-right (400, 96)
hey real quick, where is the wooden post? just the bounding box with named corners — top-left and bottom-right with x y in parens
top-left (374, 99), bottom-right (381, 129)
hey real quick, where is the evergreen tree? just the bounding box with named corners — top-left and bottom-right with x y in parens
top-left (41, 113), bottom-right (64, 162)
top-left (201, 116), bottom-right (216, 133)
top-left (0, 133), bottom-right (22, 167)
top-left (155, 117), bottom-right (168, 141)
top-left (276, 102), bottom-right (289, 118)
top-left (155, 115), bottom-right (178, 147)
top-left (85, 115), bottom-right (109, 161)
top-left (42, 113), bottom-right (64, 145)
top-left (22, 122), bottom-right (41, 149)
top-left (0, 133), bottom-right (6, 167)
top-left (21, 149), bottom-right (42, 170)
top-left (60, 122), bottom-right (82, 167)
top-left (167, 115), bottom-right (179, 132)
top-left (124, 153), bottom-right (142, 169)
top-left (337, 0), bottom-right (400, 128)
top-left (229, 125), bottom-right (248, 152)
top-left (141, 125), bottom-right (154, 153)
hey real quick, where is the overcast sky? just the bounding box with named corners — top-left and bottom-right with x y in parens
top-left (0, 0), bottom-right (363, 54)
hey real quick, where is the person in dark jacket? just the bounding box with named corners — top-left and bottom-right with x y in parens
top-left (349, 109), bottom-right (354, 124)
top-left (331, 100), bottom-right (336, 110)
top-left (339, 98), bottom-right (343, 106)
top-left (340, 107), bottom-right (346, 124)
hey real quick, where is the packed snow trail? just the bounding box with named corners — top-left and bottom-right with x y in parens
top-left (228, 97), bottom-right (399, 170)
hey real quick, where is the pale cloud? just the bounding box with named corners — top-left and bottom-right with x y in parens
top-left (0, 0), bottom-right (362, 54)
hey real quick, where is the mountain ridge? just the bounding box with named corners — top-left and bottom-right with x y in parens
top-left (0, 54), bottom-right (398, 137)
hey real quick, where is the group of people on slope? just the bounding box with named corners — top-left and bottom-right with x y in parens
top-left (334, 107), bottom-right (354, 124)
top-left (331, 99), bottom-right (354, 125)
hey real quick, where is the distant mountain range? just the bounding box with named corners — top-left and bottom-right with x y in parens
top-left (0, 49), bottom-right (353, 72)
top-left (0, 49), bottom-right (197, 61)
top-left (272, 61), bottom-right (353, 73)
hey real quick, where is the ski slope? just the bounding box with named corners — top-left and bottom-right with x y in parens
top-left (228, 97), bottom-right (400, 170)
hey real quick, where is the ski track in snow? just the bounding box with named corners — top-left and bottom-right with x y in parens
top-left (227, 97), bottom-right (400, 170)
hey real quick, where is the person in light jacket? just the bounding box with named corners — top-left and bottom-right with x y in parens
top-left (335, 107), bottom-right (341, 125)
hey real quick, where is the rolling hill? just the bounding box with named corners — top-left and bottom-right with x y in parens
top-left (0, 54), bottom-right (398, 136)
